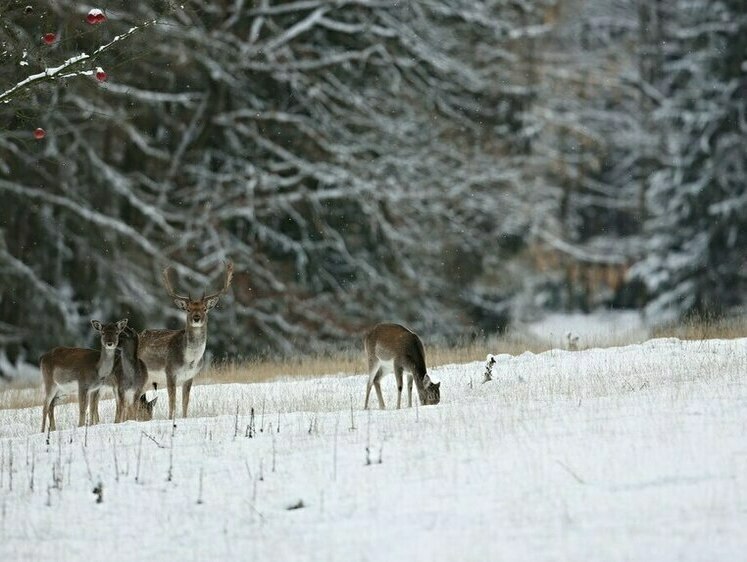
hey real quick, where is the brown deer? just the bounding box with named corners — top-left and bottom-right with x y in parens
top-left (138, 260), bottom-right (233, 419)
top-left (112, 325), bottom-right (157, 422)
top-left (40, 319), bottom-right (128, 432)
top-left (363, 323), bottom-right (441, 409)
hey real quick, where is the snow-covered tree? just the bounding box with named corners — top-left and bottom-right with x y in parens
top-left (0, 1), bottom-right (544, 365)
top-left (630, 0), bottom-right (747, 322)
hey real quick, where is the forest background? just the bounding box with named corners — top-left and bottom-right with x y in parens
top-left (0, 0), bottom-right (744, 369)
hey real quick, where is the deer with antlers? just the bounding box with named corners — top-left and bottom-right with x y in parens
top-left (138, 260), bottom-right (233, 419)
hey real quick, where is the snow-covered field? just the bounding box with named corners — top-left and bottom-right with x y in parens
top-left (1, 338), bottom-right (746, 561)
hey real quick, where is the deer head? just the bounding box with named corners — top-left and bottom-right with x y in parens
top-left (162, 261), bottom-right (234, 328)
top-left (136, 394), bottom-right (158, 421)
top-left (90, 319), bottom-right (128, 350)
top-left (422, 374), bottom-right (441, 406)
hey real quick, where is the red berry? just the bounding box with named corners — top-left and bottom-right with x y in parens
top-left (42, 33), bottom-right (56, 45)
top-left (34, 128), bottom-right (46, 140)
top-left (87, 9), bottom-right (106, 24)
top-left (95, 67), bottom-right (107, 82)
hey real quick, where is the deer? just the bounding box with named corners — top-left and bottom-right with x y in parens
top-left (111, 325), bottom-right (157, 422)
top-left (363, 323), bottom-right (441, 410)
top-left (138, 260), bottom-right (233, 419)
top-left (40, 319), bottom-right (128, 432)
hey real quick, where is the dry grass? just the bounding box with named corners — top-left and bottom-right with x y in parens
top-left (652, 315), bottom-right (747, 341)
top-left (4, 315), bottom-right (746, 412)
top-left (0, 387), bottom-right (43, 411)
top-left (201, 332), bottom-right (555, 386)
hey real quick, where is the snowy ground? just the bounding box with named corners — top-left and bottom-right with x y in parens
top-left (1, 337), bottom-right (746, 561)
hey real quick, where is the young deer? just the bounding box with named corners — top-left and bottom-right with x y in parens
top-left (40, 319), bottom-right (128, 432)
top-left (112, 325), bottom-right (157, 422)
top-left (363, 323), bottom-right (441, 409)
top-left (138, 260), bottom-right (233, 419)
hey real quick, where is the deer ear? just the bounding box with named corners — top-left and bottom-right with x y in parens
top-left (174, 298), bottom-right (189, 310)
top-left (204, 296), bottom-right (220, 310)
top-left (91, 320), bottom-right (102, 331)
top-left (116, 319), bottom-right (128, 331)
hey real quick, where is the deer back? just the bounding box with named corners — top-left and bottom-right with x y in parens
top-left (365, 323), bottom-right (427, 377)
top-left (137, 329), bottom-right (184, 373)
top-left (39, 347), bottom-right (101, 387)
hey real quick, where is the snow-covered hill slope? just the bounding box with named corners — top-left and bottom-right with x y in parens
top-left (1, 338), bottom-right (746, 561)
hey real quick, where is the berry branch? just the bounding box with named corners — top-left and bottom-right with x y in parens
top-left (0, 19), bottom-right (156, 105)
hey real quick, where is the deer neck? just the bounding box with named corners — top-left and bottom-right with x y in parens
top-left (410, 367), bottom-right (428, 402)
top-left (97, 346), bottom-right (117, 379)
top-left (184, 321), bottom-right (207, 364)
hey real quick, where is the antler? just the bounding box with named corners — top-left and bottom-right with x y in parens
top-left (162, 266), bottom-right (190, 301)
top-left (203, 260), bottom-right (234, 302)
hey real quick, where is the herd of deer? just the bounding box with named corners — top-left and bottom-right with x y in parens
top-left (37, 261), bottom-right (441, 433)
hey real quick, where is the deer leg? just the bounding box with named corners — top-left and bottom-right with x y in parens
top-left (41, 390), bottom-right (53, 433)
top-left (130, 390), bottom-right (142, 421)
top-left (181, 378), bottom-right (193, 418)
top-left (78, 385), bottom-right (89, 427)
top-left (364, 360), bottom-right (381, 409)
top-left (89, 389), bottom-right (100, 425)
top-left (407, 374), bottom-right (414, 408)
top-left (48, 395), bottom-right (58, 432)
top-left (365, 366), bottom-right (383, 410)
top-left (113, 386), bottom-right (121, 423)
top-left (374, 379), bottom-right (385, 409)
top-left (166, 376), bottom-right (176, 420)
top-left (394, 363), bottom-right (404, 410)
top-left (364, 379), bottom-right (373, 409)
top-left (373, 368), bottom-right (385, 409)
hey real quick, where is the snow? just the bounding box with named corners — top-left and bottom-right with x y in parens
top-left (521, 310), bottom-right (649, 349)
top-left (1, 337), bottom-right (746, 560)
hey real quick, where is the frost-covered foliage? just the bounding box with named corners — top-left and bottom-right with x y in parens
top-left (630, 0), bottom-right (747, 322)
top-left (0, 2), bottom-right (545, 362)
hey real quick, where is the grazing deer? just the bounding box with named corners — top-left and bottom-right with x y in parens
top-left (40, 319), bottom-right (128, 432)
top-left (112, 325), bottom-right (157, 422)
top-left (363, 323), bottom-right (441, 409)
top-left (139, 260), bottom-right (233, 419)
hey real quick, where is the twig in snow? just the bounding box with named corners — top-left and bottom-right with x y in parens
top-left (92, 482), bottom-right (103, 504)
top-left (349, 394), bottom-right (356, 431)
top-left (246, 407), bottom-right (256, 438)
top-left (135, 433), bottom-right (143, 483)
top-left (28, 450), bottom-right (34, 492)
top-left (555, 460), bottom-right (586, 484)
top-left (113, 439), bottom-right (120, 483)
top-left (142, 431), bottom-right (167, 449)
top-left (271, 428), bottom-right (276, 473)
top-left (483, 355), bottom-right (496, 383)
top-left (233, 402), bottom-right (240, 439)
top-left (196, 467), bottom-right (204, 505)
top-left (80, 442), bottom-right (94, 484)
top-left (167, 425), bottom-right (175, 482)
